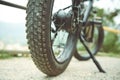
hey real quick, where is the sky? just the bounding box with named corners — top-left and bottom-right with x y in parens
top-left (94, 0), bottom-right (120, 11)
top-left (0, 0), bottom-right (28, 50)
top-left (0, 0), bottom-right (119, 23)
top-left (0, 0), bottom-right (27, 23)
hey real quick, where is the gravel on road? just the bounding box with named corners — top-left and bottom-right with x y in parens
top-left (0, 57), bottom-right (120, 80)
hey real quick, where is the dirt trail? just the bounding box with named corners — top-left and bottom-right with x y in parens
top-left (0, 57), bottom-right (120, 80)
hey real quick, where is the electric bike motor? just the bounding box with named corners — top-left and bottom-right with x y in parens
top-left (53, 9), bottom-right (72, 31)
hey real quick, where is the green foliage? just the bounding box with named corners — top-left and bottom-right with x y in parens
top-left (104, 9), bottom-right (120, 24)
top-left (115, 38), bottom-right (120, 52)
top-left (92, 7), bottom-right (120, 26)
top-left (93, 7), bottom-right (120, 53)
top-left (96, 8), bottom-right (104, 17)
top-left (0, 50), bottom-right (30, 59)
top-left (0, 50), bottom-right (13, 59)
top-left (97, 52), bottom-right (120, 58)
top-left (90, 7), bottom-right (104, 19)
top-left (102, 32), bottom-right (120, 53)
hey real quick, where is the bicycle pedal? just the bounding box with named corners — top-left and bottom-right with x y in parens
top-left (94, 17), bottom-right (102, 21)
top-left (92, 17), bottom-right (102, 25)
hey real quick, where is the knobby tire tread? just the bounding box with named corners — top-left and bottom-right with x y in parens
top-left (26, 0), bottom-right (57, 76)
top-left (26, 0), bottom-right (76, 76)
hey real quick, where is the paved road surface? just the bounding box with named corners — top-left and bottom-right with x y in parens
top-left (0, 57), bottom-right (120, 80)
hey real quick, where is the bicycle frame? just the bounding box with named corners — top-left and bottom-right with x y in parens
top-left (82, 0), bottom-right (93, 24)
top-left (72, 0), bottom-right (93, 25)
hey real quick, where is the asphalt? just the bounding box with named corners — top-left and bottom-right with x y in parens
top-left (0, 56), bottom-right (120, 80)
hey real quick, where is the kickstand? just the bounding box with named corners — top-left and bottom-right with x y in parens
top-left (80, 36), bottom-right (106, 73)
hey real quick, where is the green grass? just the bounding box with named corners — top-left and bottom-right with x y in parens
top-left (0, 52), bottom-right (14, 59)
top-left (0, 50), bottom-right (120, 59)
top-left (0, 50), bottom-right (30, 59)
top-left (97, 52), bottom-right (120, 58)
top-left (0, 54), bottom-right (13, 59)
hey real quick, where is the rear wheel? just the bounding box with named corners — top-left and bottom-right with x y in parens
top-left (26, 0), bottom-right (77, 76)
top-left (74, 25), bottom-right (104, 60)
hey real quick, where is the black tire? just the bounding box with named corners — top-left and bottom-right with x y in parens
top-left (74, 26), bottom-right (104, 61)
top-left (26, 0), bottom-right (77, 76)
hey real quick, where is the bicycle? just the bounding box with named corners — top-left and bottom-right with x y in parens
top-left (0, 0), bottom-right (105, 76)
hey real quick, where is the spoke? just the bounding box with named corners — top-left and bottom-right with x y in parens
top-left (51, 1), bottom-right (72, 59)
top-left (51, 21), bottom-right (65, 44)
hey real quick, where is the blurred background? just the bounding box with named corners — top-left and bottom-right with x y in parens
top-left (0, 0), bottom-right (120, 58)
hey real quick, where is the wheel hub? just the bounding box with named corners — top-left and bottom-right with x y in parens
top-left (53, 9), bottom-right (73, 32)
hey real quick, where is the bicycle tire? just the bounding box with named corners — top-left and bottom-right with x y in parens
top-left (26, 0), bottom-right (77, 76)
top-left (74, 26), bottom-right (104, 61)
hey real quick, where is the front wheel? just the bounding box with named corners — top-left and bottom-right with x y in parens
top-left (26, 0), bottom-right (77, 76)
top-left (74, 25), bottom-right (104, 61)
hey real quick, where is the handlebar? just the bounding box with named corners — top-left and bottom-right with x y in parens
top-left (0, 0), bottom-right (26, 10)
